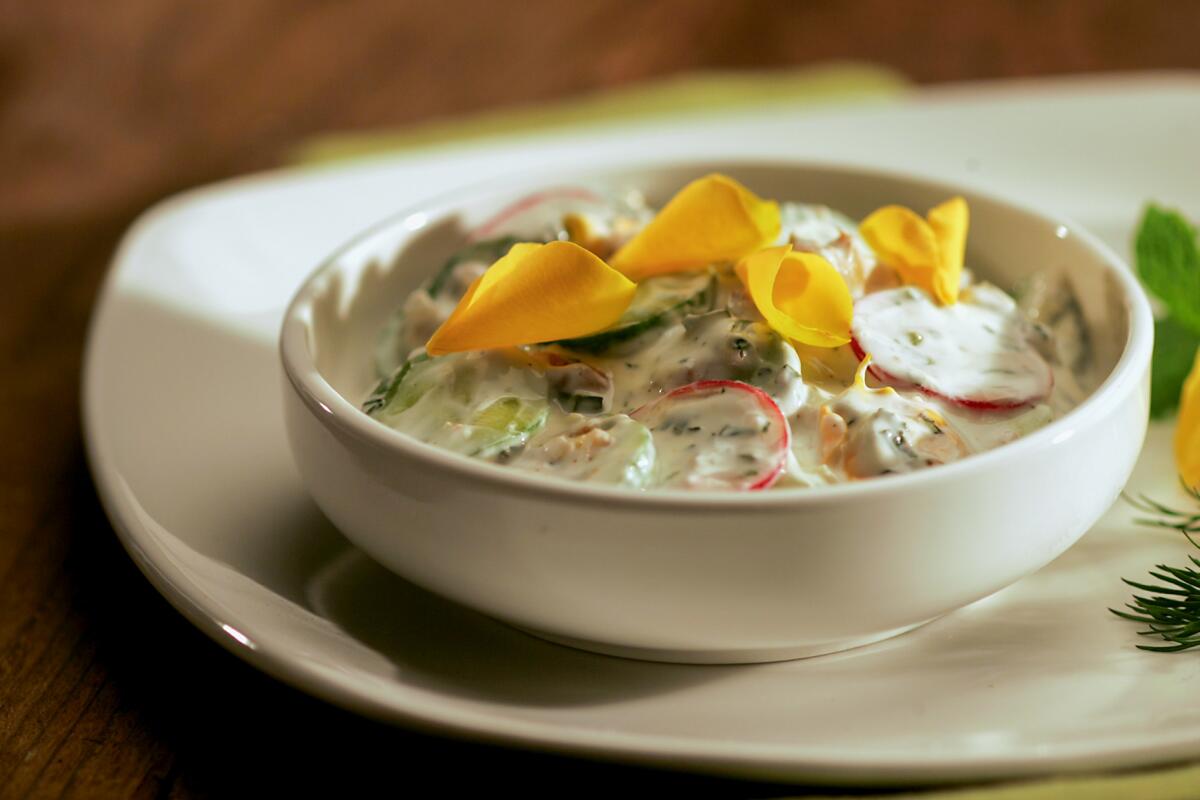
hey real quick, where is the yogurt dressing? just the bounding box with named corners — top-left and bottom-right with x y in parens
top-left (364, 196), bottom-right (1093, 491)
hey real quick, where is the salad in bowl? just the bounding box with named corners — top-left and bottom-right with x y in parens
top-left (363, 174), bottom-right (1094, 491)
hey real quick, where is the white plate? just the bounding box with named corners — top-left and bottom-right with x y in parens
top-left (84, 74), bottom-right (1200, 785)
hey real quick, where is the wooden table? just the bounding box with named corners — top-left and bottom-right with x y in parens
top-left (3, 2), bottom-right (1199, 796)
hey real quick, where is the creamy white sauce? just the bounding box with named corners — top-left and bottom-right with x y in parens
top-left (513, 414), bottom-right (656, 487)
top-left (852, 284), bottom-right (1054, 406)
top-left (631, 382), bottom-right (787, 490)
top-left (594, 312), bottom-right (807, 416)
top-left (366, 195), bottom-right (1091, 491)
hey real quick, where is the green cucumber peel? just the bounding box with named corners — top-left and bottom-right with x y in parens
top-left (555, 270), bottom-right (717, 354)
top-left (363, 354), bottom-right (429, 415)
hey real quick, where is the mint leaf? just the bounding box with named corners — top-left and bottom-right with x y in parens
top-left (1151, 316), bottom-right (1200, 418)
top-left (1136, 205), bottom-right (1200, 333)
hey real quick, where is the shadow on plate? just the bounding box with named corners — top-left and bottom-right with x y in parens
top-left (305, 545), bottom-right (732, 708)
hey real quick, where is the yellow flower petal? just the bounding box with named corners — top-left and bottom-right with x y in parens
top-left (735, 245), bottom-right (853, 348)
top-left (859, 205), bottom-right (940, 295)
top-left (426, 241), bottom-right (636, 356)
top-left (563, 212), bottom-right (614, 259)
top-left (859, 196), bottom-right (969, 305)
top-left (611, 174), bottom-right (781, 280)
top-left (1175, 347), bottom-right (1200, 489)
top-left (927, 196), bottom-right (968, 304)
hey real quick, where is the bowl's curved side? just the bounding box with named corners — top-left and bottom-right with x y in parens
top-left (283, 356), bottom-right (1147, 662)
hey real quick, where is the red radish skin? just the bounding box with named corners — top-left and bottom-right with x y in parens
top-left (470, 188), bottom-right (604, 241)
top-left (632, 380), bottom-right (791, 491)
top-left (849, 336), bottom-right (1053, 411)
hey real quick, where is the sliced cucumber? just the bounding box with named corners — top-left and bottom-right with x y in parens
top-left (373, 305), bottom-right (413, 378)
top-left (555, 270), bottom-right (717, 354)
top-left (426, 395), bottom-right (549, 458)
top-left (363, 354), bottom-right (430, 416)
top-left (364, 352), bottom-right (549, 458)
top-left (514, 414), bottom-right (656, 488)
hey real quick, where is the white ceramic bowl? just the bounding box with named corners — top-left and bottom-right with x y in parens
top-left (280, 161), bottom-right (1152, 664)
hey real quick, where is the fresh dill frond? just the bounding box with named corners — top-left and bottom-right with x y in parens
top-left (1111, 481), bottom-right (1200, 652)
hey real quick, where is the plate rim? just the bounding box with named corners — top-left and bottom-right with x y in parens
top-left (81, 82), bottom-right (1200, 785)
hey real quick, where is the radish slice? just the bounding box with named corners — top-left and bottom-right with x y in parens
top-left (851, 285), bottom-right (1053, 410)
top-left (471, 187), bottom-right (605, 241)
top-left (632, 380), bottom-right (790, 490)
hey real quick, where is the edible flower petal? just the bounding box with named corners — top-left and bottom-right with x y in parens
top-left (859, 196), bottom-right (969, 305)
top-left (611, 174), bottom-right (781, 280)
top-left (1176, 347), bottom-right (1200, 489)
top-left (735, 245), bottom-right (853, 348)
top-left (425, 241), bottom-right (636, 356)
top-left (562, 212), bottom-right (614, 259)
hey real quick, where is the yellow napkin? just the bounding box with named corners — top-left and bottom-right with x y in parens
top-left (788, 761), bottom-right (1200, 800)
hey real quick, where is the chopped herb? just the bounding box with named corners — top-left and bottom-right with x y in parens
top-left (1112, 485), bottom-right (1200, 651)
top-left (715, 425), bottom-right (756, 437)
top-left (919, 412), bottom-right (944, 435)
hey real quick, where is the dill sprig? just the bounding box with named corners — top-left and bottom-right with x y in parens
top-left (1111, 482), bottom-right (1200, 652)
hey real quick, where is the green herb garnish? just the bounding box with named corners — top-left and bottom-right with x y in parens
top-left (1111, 484), bottom-right (1200, 651)
top-left (1151, 317), bottom-right (1200, 418)
top-left (1136, 205), bottom-right (1200, 417)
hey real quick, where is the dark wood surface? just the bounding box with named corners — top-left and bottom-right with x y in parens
top-left (3, 2), bottom-right (1199, 797)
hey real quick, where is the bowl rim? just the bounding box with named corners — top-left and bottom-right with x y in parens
top-left (279, 157), bottom-right (1153, 511)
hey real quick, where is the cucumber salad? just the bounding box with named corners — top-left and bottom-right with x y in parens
top-left (363, 184), bottom-right (1092, 491)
